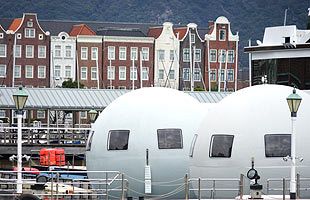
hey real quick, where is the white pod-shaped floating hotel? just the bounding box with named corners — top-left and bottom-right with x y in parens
top-left (86, 87), bottom-right (207, 199)
top-left (190, 84), bottom-right (310, 198)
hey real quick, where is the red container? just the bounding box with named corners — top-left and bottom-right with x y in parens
top-left (39, 148), bottom-right (56, 166)
top-left (55, 148), bottom-right (65, 166)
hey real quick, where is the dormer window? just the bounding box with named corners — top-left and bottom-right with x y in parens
top-left (219, 29), bottom-right (226, 41)
top-left (190, 33), bottom-right (195, 43)
top-left (25, 28), bottom-right (35, 38)
top-left (27, 21), bottom-right (33, 27)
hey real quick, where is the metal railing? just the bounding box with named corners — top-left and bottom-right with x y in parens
top-left (187, 174), bottom-right (245, 199)
top-left (0, 170), bottom-right (128, 199)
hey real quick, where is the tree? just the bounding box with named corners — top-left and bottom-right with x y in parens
top-left (61, 78), bottom-right (84, 88)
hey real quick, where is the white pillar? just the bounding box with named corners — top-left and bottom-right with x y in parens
top-left (290, 116), bottom-right (297, 199)
top-left (16, 113), bottom-right (23, 194)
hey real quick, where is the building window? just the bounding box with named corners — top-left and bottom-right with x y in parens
top-left (15, 45), bottom-right (21, 58)
top-left (39, 34), bottom-right (43, 40)
top-left (38, 65), bottom-right (46, 79)
top-left (65, 46), bottom-right (72, 58)
top-left (0, 65), bottom-right (6, 77)
top-left (265, 134), bottom-right (291, 157)
top-left (81, 47), bottom-right (88, 60)
top-left (80, 111), bottom-right (87, 119)
top-left (25, 65), bottom-right (33, 78)
top-left (119, 66), bottom-right (126, 80)
top-left (228, 50), bottom-right (234, 63)
top-left (169, 69), bottom-right (175, 79)
top-left (17, 33), bottom-right (21, 39)
top-left (25, 28), bottom-right (35, 38)
top-left (119, 47), bottom-right (126, 60)
top-left (170, 50), bottom-right (174, 61)
top-left (194, 49), bottom-right (201, 62)
top-left (158, 50), bottom-right (165, 61)
top-left (218, 49), bottom-right (226, 63)
top-left (14, 65), bottom-right (21, 78)
top-left (65, 66), bottom-right (71, 78)
top-left (194, 68), bottom-right (201, 81)
top-left (81, 67), bottom-right (87, 80)
top-left (108, 46), bottom-right (115, 60)
top-left (91, 47), bottom-right (98, 60)
top-left (55, 45), bottom-right (61, 57)
top-left (158, 69), bottom-right (164, 79)
top-left (37, 110), bottom-right (45, 119)
top-left (0, 110), bottom-right (5, 118)
top-left (210, 134), bottom-right (234, 158)
top-left (0, 44), bottom-right (6, 57)
top-left (183, 68), bottom-right (190, 81)
top-left (54, 65), bottom-right (61, 79)
top-left (142, 47), bottom-right (149, 61)
top-left (0, 33), bottom-right (3, 39)
top-left (38, 45), bottom-right (46, 58)
top-left (27, 21), bottom-right (33, 27)
top-left (91, 67), bottom-right (97, 80)
top-left (26, 45), bottom-right (34, 58)
top-left (210, 49), bottom-right (217, 62)
top-left (227, 69), bottom-right (234, 82)
top-left (157, 129), bottom-right (183, 149)
top-left (220, 69), bottom-right (225, 82)
top-left (107, 66), bottom-right (115, 80)
top-left (108, 130), bottom-right (130, 150)
top-left (190, 33), bottom-right (195, 43)
top-left (210, 69), bottom-right (217, 81)
top-left (130, 67), bottom-right (137, 80)
top-left (142, 67), bottom-right (149, 80)
top-left (183, 48), bottom-right (190, 62)
top-left (219, 29), bottom-right (226, 41)
top-left (131, 47), bottom-right (138, 60)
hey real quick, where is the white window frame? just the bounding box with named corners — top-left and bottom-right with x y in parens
top-left (169, 69), bottom-right (175, 80)
top-left (26, 45), bottom-right (34, 58)
top-left (219, 29), bottom-right (226, 41)
top-left (158, 50), bottom-right (165, 61)
top-left (228, 50), bottom-right (235, 63)
top-left (91, 67), bottom-right (98, 80)
top-left (169, 50), bottom-right (174, 61)
top-left (108, 46), bottom-right (115, 60)
top-left (183, 68), bottom-right (190, 81)
top-left (17, 33), bottom-right (22, 39)
top-left (220, 69), bottom-right (225, 82)
top-left (183, 48), bottom-right (190, 62)
top-left (119, 47), bottom-right (126, 60)
top-left (130, 66), bottom-right (137, 80)
top-left (65, 46), bottom-right (72, 58)
top-left (194, 68), bottom-right (201, 81)
top-left (54, 65), bottom-right (61, 79)
top-left (38, 45), bottom-right (46, 58)
top-left (142, 47), bottom-right (149, 61)
top-left (190, 33), bottom-right (195, 43)
top-left (14, 65), bottom-right (21, 78)
top-left (227, 69), bottom-right (234, 82)
top-left (210, 49), bottom-right (217, 62)
top-left (65, 66), bottom-right (71, 78)
top-left (54, 45), bottom-right (61, 57)
top-left (194, 49), bottom-right (201, 62)
top-left (81, 47), bottom-right (88, 60)
top-left (0, 110), bottom-right (6, 118)
top-left (0, 44), bottom-right (6, 58)
top-left (0, 64), bottom-right (6, 78)
top-left (80, 111), bottom-right (87, 119)
top-left (218, 49), bottom-right (226, 63)
top-left (25, 28), bottom-right (35, 38)
top-left (0, 33), bottom-right (3, 39)
top-left (107, 66), bottom-right (115, 80)
top-left (91, 47), bottom-right (98, 60)
top-left (158, 69), bottom-right (164, 80)
top-left (38, 65), bottom-right (46, 79)
top-left (142, 67), bottom-right (149, 80)
top-left (119, 66), bottom-right (126, 80)
top-left (25, 65), bottom-right (33, 78)
top-left (210, 69), bottom-right (217, 82)
top-left (39, 34), bottom-right (43, 40)
top-left (130, 47), bottom-right (138, 61)
top-left (15, 45), bottom-right (21, 58)
top-left (37, 110), bottom-right (45, 119)
top-left (27, 21), bottom-right (33, 27)
top-left (81, 67), bottom-right (87, 80)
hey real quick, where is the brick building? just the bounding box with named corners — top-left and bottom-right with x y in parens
top-left (205, 16), bottom-right (239, 92)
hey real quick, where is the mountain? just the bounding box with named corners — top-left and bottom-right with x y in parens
top-left (0, 0), bottom-right (309, 78)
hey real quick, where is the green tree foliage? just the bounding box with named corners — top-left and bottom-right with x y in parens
top-left (62, 78), bottom-right (84, 88)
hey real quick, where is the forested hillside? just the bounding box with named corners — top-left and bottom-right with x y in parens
top-left (0, 0), bottom-right (309, 74)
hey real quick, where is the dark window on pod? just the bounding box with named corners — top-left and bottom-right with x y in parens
top-left (108, 130), bottom-right (130, 150)
top-left (157, 129), bottom-right (183, 149)
top-left (209, 134), bottom-right (234, 158)
top-left (264, 134), bottom-right (291, 157)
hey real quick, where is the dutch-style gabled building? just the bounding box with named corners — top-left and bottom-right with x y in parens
top-left (0, 24), bottom-right (10, 87)
top-left (99, 28), bottom-right (154, 89)
top-left (205, 16), bottom-right (239, 92)
top-left (178, 23), bottom-right (205, 91)
top-left (148, 22), bottom-right (180, 90)
top-left (6, 13), bottom-right (50, 88)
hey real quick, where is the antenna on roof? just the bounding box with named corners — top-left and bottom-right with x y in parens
top-left (283, 8), bottom-right (288, 26)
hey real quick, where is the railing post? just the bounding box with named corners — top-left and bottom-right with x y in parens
top-left (211, 180), bottom-right (215, 199)
top-left (106, 172), bottom-right (108, 200)
top-left (185, 174), bottom-right (189, 200)
top-left (239, 174), bottom-right (244, 200)
top-left (56, 172), bottom-right (59, 200)
top-left (283, 178), bottom-right (286, 200)
top-left (267, 179), bottom-right (269, 195)
top-left (198, 177), bottom-right (201, 200)
top-left (51, 171), bottom-right (54, 199)
top-left (121, 173), bottom-right (125, 200)
top-left (297, 173), bottom-right (300, 199)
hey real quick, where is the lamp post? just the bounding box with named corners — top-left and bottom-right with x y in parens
top-left (12, 87), bottom-right (28, 194)
top-left (286, 88), bottom-right (302, 199)
top-left (88, 108), bottom-right (98, 124)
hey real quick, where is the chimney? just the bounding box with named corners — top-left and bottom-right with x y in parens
top-left (208, 21), bottom-right (214, 34)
